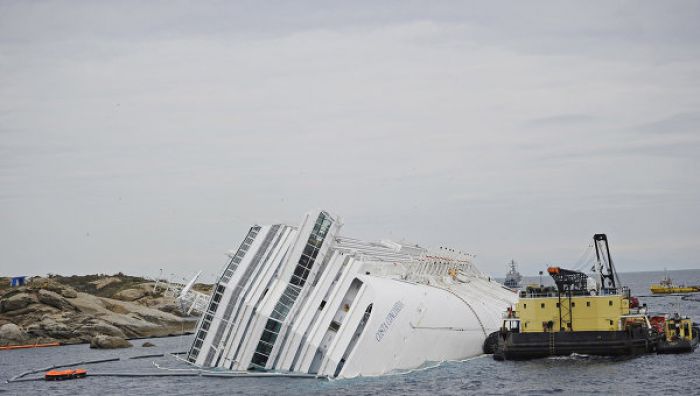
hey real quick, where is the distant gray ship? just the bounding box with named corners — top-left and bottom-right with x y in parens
top-left (503, 260), bottom-right (522, 289)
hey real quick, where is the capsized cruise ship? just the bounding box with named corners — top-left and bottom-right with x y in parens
top-left (187, 210), bottom-right (517, 378)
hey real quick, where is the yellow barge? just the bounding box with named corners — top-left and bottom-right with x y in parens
top-left (488, 234), bottom-right (699, 360)
top-left (492, 234), bottom-right (659, 360)
top-left (649, 272), bottom-right (699, 294)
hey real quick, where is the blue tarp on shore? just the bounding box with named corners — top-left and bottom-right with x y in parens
top-left (10, 276), bottom-right (26, 287)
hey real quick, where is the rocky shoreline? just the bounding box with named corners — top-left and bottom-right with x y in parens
top-left (0, 274), bottom-right (209, 349)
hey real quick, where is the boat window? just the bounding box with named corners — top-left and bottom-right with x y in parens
top-left (609, 300), bottom-right (613, 306)
top-left (571, 302), bottom-right (575, 307)
top-left (523, 303), bottom-right (527, 309)
top-left (260, 329), bottom-right (277, 343)
top-left (540, 303), bottom-right (545, 308)
top-left (586, 301), bottom-right (591, 307)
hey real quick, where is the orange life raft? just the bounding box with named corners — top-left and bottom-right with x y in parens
top-left (45, 369), bottom-right (87, 381)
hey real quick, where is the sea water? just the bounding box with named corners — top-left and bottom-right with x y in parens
top-left (1, 270), bottom-right (699, 395)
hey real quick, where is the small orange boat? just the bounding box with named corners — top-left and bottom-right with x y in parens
top-left (45, 369), bottom-right (87, 381)
top-left (0, 342), bottom-right (60, 350)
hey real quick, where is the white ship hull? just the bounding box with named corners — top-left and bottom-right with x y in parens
top-left (187, 210), bottom-right (516, 378)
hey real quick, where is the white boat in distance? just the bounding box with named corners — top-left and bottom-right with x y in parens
top-left (187, 210), bottom-right (517, 378)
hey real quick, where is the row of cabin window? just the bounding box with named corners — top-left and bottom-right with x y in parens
top-left (195, 228), bottom-right (262, 364)
top-left (188, 310), bottom-right (217, 360)
top-left (251, 216), bottom-right (331, 367)
top-left (190, 287), bottom-right (227, 359)
top-left (523, 300), bottom-right (615, 309)
top-left (220, 230), bottom-right (258, 282)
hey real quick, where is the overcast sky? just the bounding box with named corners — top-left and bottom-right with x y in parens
top-left (1, 1), bottom-right (699, 282)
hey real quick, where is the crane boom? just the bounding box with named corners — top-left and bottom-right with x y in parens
top-left (593, 234), bottom-right (620, 292)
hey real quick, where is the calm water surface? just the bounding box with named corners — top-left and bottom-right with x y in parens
top-left (1, 270), bottom-right (698, 395)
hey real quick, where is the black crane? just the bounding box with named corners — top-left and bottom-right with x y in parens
top-left (593, 234), bottom-right (621, 293)
top-left (545, 234), bottom-right (622, 331)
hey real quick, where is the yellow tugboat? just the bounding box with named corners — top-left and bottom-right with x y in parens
top-left (492, 234), bottom-right (659, 360)
top-left (649, 271), bottom-right (699, 294)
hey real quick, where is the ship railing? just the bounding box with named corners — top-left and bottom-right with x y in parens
top-left (153, 276), bottom-right (211, 315)
top-left (519, 289), bottom-right (559, 298)
top-left (334, 239), bottom-right (418, 262)
top-left (521, 290), bottom-right (572, 298)
top-left (520, 288), bottom-right (630, 298)
top-left (402, 262), bottom-right (485, 280)
top-left (502, 312), bottom-right (522, 319)
top-left (351, 251), bottom-right (417, 262)
top-left (178, 290), bottom-right (211, 315)
top-left (597, 287), bottom-right (628, 297)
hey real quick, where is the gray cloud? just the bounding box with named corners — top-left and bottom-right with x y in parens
top-left (634, 112), bottom-right (700, 136)
top-left (525, 114), bottom-right (598, 128)
top-left (1, 1), bottom-right (699, 280)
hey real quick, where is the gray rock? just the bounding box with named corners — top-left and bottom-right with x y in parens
top-left (29, 279), bottom-right (78, 299)
top-left (91, 277), bottom-right (122, 290)
top-left (80, 322), bottom-right (127, 338)
top-left (103, 301), bottom-right (130, 314)
top-left (31, 278), bottom-right (69, 293)
top-left (0, 277), bottom-right (201, 347)
top-left (89, 335), bottom-right (132, 349)
top-left (0, 323), bottom-right (27, 341)
top-left (37, 290), bottom-right (75, 311)
top-left (113, 289), bottom-right (145, 301)
top-left (41, 319), bottom-right (69, 332)
top-left (0, 293), bottom-right (37, 313)
top-left (157, 303), bottom-right (187, 317)
top-left (3, 303), bottom-right (57, 318)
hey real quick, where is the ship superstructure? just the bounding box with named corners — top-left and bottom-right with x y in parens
top-left (186, 209), bottom-right (516, 378)
top-left (503, 260), bottom-right (522, 290)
